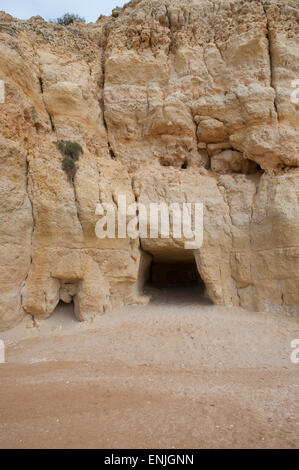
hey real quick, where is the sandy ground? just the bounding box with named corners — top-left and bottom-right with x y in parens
top-left (0, 285), bottom-right (298, 449)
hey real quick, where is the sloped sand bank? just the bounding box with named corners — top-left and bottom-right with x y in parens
top-left (0, 286), bottom-right (298, 448)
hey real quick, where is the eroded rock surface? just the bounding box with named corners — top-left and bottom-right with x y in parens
top-left (0, 0), bottom-right (298, 329)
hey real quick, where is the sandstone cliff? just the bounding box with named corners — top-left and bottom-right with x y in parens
top-left (0, 0), bottom-right (298, 329)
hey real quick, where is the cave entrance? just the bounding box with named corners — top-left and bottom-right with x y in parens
top-left (151, 260), bottom-right (201, 288)
top-left (54, 299), bottom-right (75, 320)
top-left (144, 257), bottom-right (211, 305)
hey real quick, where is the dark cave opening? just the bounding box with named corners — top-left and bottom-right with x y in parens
top-left (150, 260), bottom-right (200, 287)
top-left (144, 259), bottom-right (212, 305)
top-left (256, 163), bottom-right (263, 172)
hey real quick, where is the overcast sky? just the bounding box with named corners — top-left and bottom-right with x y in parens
top-left (1, 0), bottom-right (128, 23)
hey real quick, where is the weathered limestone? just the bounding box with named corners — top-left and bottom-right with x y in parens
top-left (211, 150), bottom-right (257, 174)
top-left (0, 0), bottom-right (298, 329)
top-left (0, 136), bottom-right (32, 329)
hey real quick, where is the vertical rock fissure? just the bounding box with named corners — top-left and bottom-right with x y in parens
top-left (192, 113), bottom-right (211, 169)
top-left (38, 75), bottom-right (55, 132)
top-left (132, 177), bottom-right (144, 253)
top-left (20, 154), bottom-right (35, 308)
top-left (192, 115), bottom-right (199, 146)
top-left (131, 176), bottom-right (153, 261)
top-left (32, 42), bottom-right (56, 132)
top-left (165, 5), bottom-right (175, 54)
top-left (249, 173), bottom-right (262, 247)
top-left (262, 4), bottom-right (278, 116)
top-left (25, 156), bottom-right (35, 260)
top-left (72, 176), bottom-right (84, 234)
top-left (247, 173), bottom-right (263, 302)
top-left (215, 179), bottom-right (240, 304)
top-left (100, 40), bottom-right (116, 160)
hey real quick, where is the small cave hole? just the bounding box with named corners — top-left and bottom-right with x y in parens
top-left (256, 164), bottom-right (263, 172)
top-left (181, 161), bottom-right (188, 169)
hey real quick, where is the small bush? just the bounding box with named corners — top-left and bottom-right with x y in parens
top-left (55, 140), bottom-right (83, 181)
top-left (55, 140), bottom-right (83, 161)
top-left (55, 13), bottom-right (86, 26)
top-left (62, 156), bottom-right (77, 180)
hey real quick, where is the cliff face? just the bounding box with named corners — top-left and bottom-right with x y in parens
top-left (0, 0), bottom-right (298, 329)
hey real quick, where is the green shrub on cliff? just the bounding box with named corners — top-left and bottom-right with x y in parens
top-left (61, 156), bottom-right (77, 180)
top-left (55, 140), bottom-right (83, 181)
top-left (56, 140), bottom-right (83, 161)
top-left (54, 13), bottom-right (86, 26)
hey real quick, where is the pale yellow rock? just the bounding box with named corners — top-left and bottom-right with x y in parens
top-left (0, 137), bottom-right (32, 329)
top-left (211, 150), bottom-right (257, 174)
top-left (197, 118), bottom-right (228, 144)
top-left (0, 0), bottom-right (298, 329)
